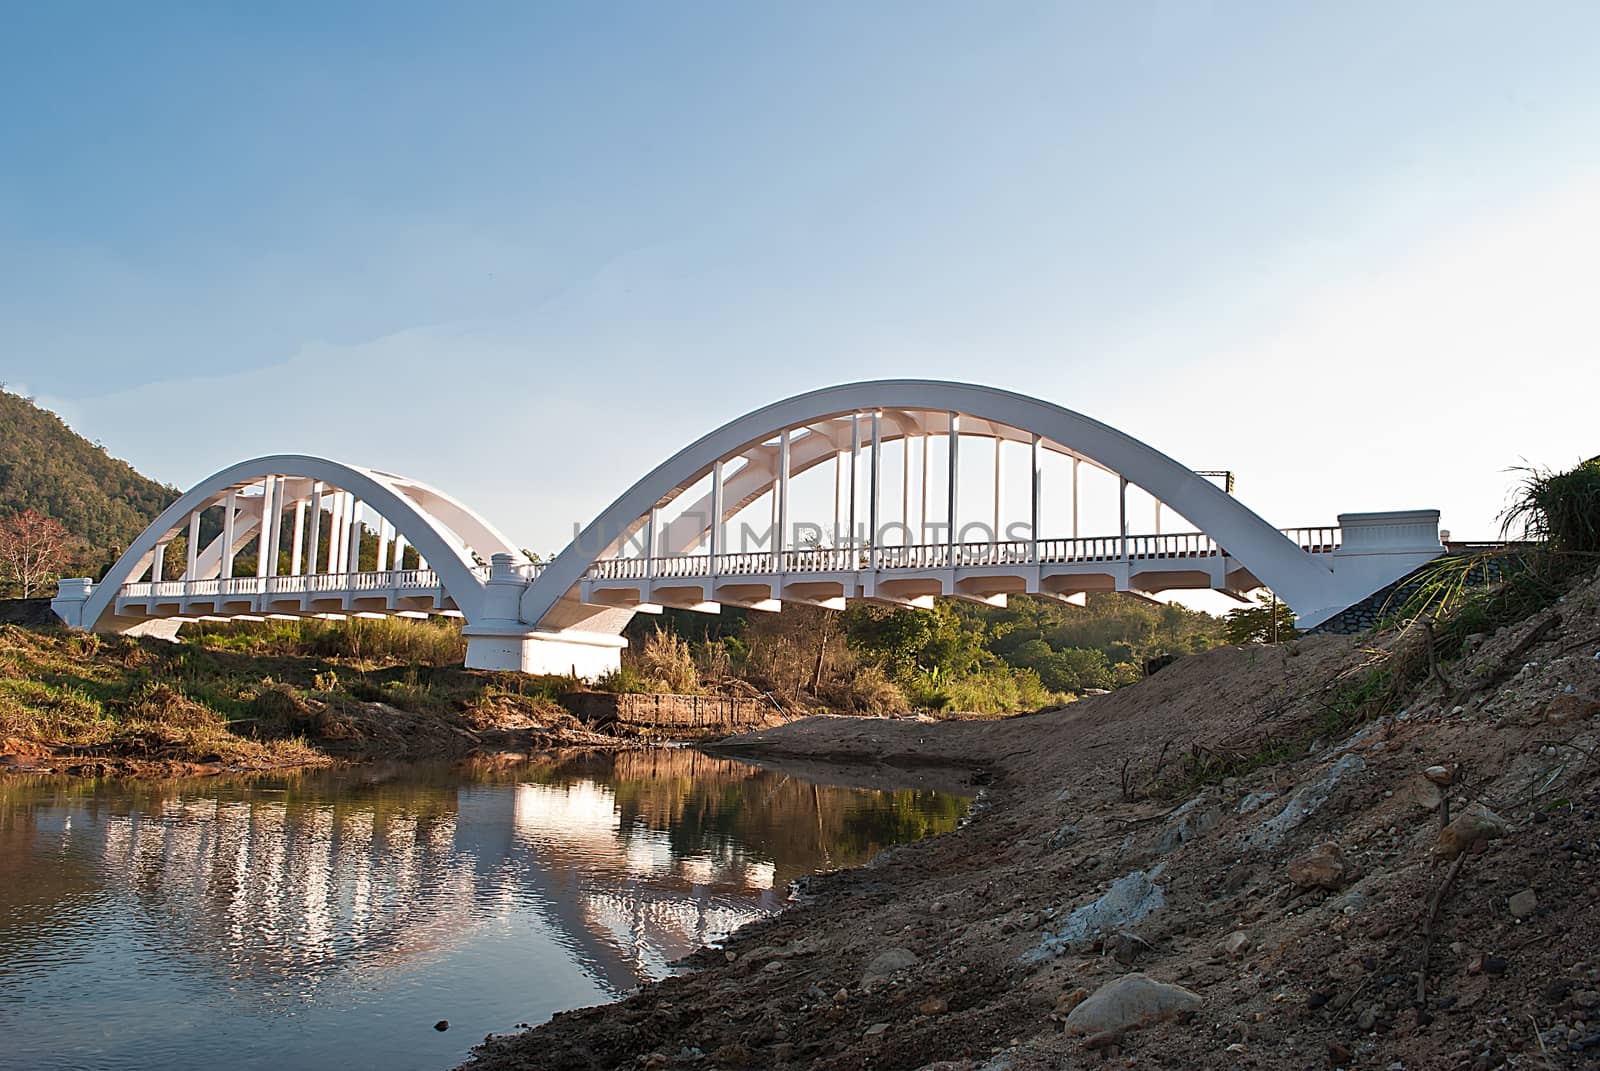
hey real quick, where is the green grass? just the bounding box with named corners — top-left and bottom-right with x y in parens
top-left (0, 619), bottom-right (574, 769)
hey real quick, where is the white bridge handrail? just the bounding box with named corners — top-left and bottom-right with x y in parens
top-left (116, 527), bottom-right (1338, 599)
top-left (581, 526), bottom-right (1339, 581)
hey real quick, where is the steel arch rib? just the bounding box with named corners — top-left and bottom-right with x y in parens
top-left (521, 380), bottom-right (1338, 626)
top-left (81, 455), bottom-right (495, 631)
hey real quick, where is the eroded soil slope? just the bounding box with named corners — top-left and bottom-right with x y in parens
top-left (468, 570), bottom-right (1600, 1070)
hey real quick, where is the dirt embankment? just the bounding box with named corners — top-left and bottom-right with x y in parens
top-left (468, 573), bottom-right (1600, 1071)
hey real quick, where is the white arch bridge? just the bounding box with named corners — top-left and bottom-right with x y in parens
top-left (53, 381), bottom-right (1444, 677)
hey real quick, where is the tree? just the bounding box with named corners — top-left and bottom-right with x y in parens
top-left (1223, 591), bottom-right (1300, 645)
top-left (0, 510), bottom-right (74, 597)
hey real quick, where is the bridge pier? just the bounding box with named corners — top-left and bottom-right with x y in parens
top-left (461, 622), bottom-right (626, 677)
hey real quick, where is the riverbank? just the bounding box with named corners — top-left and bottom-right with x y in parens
top-left (468, 571), bottom-right (1600, 1070)
top-left (0, 624), bottom-right (640, 779)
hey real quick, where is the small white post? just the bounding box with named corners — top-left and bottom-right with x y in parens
top-left (991, 436), bottom-right (1002, 547)
top-left (346, 498), bottom-right (363, 573)
top-left (646, 506), bottom-right (658, 578)
top-left (222, 490), bottom-right (237, 579)
top-left (868, 411), bottom-right (880, 560)
top-left (921, 432), bottom-right (930, 543)
top-left (290, 499), bottom-right (306, 576)
top-left (1030, 433), bottom-right (1041, 563)
top-left (185, 511), bottom-right (200, 580)
top-left (710, 460), bottom-right (724, 569)
top-left (1072, 457), bottom-right (1081, 540)
top-left (306, 482), bottom-right (323, 575)
top-left (255, 480), bottom-right (271, 580)
top-left (900, 427), bottom-right (910, 543)
top-left (947, 412), bottom-right (960, 559)
top-left (848, 414), bottom-right (860, 547)
top-left (325, 492), bottom-right (342, 572)
top-left (1119, 476), bottom-right (1129, 561)
top-left (776, 429), bottom-right (791, 570)
top-left (264, 476), bottom-right (282, 577)
top-left (833, 450), bottom-right (844, 546)
top-left (376, 519), bottom-right (391, 571)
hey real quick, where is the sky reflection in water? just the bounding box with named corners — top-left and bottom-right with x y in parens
top-left (0, 751), bottom-right (968, 1071)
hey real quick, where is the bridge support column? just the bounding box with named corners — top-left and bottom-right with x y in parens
top-left (463, 556), bottom-right (624, 677)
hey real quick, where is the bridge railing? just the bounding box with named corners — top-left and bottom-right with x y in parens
top-left (119, 569), bottom-right (446, 601)
top-left (1282, 526), bottom-right (1341, 553)
top-left (119, 524), bottom-right (1340, 601)
top-left (583, 525), bottom-right (1339, 581)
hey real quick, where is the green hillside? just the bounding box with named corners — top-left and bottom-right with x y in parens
top-left (0, 388), bottom-right (177, 567)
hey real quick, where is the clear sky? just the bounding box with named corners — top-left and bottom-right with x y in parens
top-left (4, 2), bottom-right (1597, 555)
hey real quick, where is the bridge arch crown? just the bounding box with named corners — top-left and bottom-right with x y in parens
top-left (54, 454), bottom-right (521, 634)
top-left (516, 381), bottom-right (1365, 652)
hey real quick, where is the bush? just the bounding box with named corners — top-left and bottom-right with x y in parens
top-left (624, 626), bottom-right (699, 694)
top-left (911, 665), bottom-right (1060, 716)
top-left (1504, 456), bottom-right (1600, 557)
top-left (819, 665), bottom-right (907, 714)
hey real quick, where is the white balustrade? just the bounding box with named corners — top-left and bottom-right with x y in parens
top-left (115, 524), bottom-right (1344, 615)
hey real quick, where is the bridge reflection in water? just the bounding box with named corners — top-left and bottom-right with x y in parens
top-left (0, 751), bottom-right (968, 1071)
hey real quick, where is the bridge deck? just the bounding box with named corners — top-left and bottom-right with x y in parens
top-left (110, 528), bottom-right (1338, 622)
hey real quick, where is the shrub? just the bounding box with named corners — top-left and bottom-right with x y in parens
top-left (1504, 456), bottom-right (1600, 557)
top-left (627, 626), bottom-right (699, 694)
top-left (819, 665), bottom-right (907, 714)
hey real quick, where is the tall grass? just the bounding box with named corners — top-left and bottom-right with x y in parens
top-left (186, 616), bottom-right (466, 665)
top-left (1503, 456), bottom-right (1600, 557)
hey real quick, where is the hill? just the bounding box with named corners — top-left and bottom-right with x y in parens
top-left (0, 387), bottom-right (177, 570)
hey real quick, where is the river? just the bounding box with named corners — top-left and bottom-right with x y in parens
top-left (0, 750), bottom-right (969, 1071)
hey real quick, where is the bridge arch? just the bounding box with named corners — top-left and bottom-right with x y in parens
top-left (65, 455), bottom-right (519, 632)
top-left (521, 380), bottom-right (1341, 630)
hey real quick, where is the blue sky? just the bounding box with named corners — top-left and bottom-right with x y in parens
top-left (3, 2), bottom-right (1598, 553)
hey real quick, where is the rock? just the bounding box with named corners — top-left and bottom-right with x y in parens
top-left (1062, 972), bottom-right (1202, 1036)
top-left (1508, 889), bottom-right (1538, 918)
top-left (1236, 790), bottom-right (1279, 815)
top-left (711, 1043), bottom-right (752, 1067)
top-left (863, 1022), bottom-right (890, 1038)
top-left (918, 997), bottom-right (949, 1016)
top-left (1222, 931), bottom-right (1251, 959)
top-left (1437, 803), bottom-right (1511, 860)
top-left (1287, 842), bottom-right (1349, 890)
top-left (1157, 793), bottom-right (1221, 853)
top-left (1055, 987), bottom-right (1089, 1015)
top-left (1413, 777), bottom-right (1443, 811)
top-left (1332, 891), bottom-right (1369, 916)
top-left (1245, 754), bottom-right (1365, 850)
top-left (1327, 1040), bottom-right (1352, 1062)
top-left (1424, 765), bottom-right (1455, 786)
top-left (434, 1020), bottom-right (449, 1032)
top-left (1082, 1030), bottom-right (1123, 1050)
top-left (862, 947), bottom-right (920, 986)
top-left (1112, 931), bottom-right (1152, 964)
top-left (1544, 695), bottom-right (1600, 724)
top-left (1356, 1006), bottom-right (1378, 1030)
top-left (1025, 867), bottom-right (1166, 961)
top-left (762, 960), bottom-right (786, 973)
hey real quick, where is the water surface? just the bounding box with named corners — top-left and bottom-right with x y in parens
top-left (0, 750), bottom-right (968, 1071)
